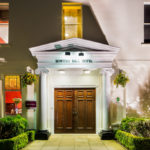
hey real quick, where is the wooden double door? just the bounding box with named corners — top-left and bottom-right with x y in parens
top-left (55, 88), bottom-right (96, 133)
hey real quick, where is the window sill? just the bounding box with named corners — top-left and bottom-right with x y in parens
top-left (0, 44), bottom-right (11, 48)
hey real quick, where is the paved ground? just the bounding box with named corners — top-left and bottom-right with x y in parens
top-left (22, 134), bottom-right (126, 150)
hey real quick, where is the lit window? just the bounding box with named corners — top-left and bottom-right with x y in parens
top-left (5, 76), bottom-right (22, 115)
top-left (0, 3), bottom-right (9, 44)
top-left (62, 3), bottom-right (82, 40)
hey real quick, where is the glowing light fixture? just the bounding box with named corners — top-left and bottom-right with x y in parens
top-left (83, 70), bottom-right (91, 74)
top-left (64, 16), bottom-right (68, 21)
top-left (58, 70), bottom-right (65, 74)
top-left (65, 33), bottom-right (69, 37)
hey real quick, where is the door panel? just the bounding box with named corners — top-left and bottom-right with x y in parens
top-left (65, 100), bottom-right (73, 129)
top-left (55, 100), bottom-right (64, 129)
top-left (55, 88), bottom-right (95, 133)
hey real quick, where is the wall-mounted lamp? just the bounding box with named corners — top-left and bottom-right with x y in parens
top-left (79, 52), bottom-right (84, 56)
top-left (65, 52), bottom-right (71, 56)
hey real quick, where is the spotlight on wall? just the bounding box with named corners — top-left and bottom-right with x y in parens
top-left (65, 51), bottom-right (71, 56)
top-left (79, 52), bottom-right (84, 56)
top-left (83, 70), bottom-right (91, 74)
top-left (58, 70), bottom-right (65, 74)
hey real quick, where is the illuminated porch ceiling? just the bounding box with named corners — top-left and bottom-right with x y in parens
top-left (29, 38), bottom-right (120, 69)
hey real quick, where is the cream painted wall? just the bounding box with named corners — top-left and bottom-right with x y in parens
top-left (46, 69), bottom-right (103, 133)
top-left (87, 0), bottom-right (150, 118)
top-left (89, 0), bottom-right (147, 60)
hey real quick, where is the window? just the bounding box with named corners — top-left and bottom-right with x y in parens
top-left (62, 3), bottom-right (82, 40)
top-left (144, 3), bottom-right (150, 43)
top-left (0, 3), bottom-right (9, 44)
top-left (5, 76), bottom-right (22, 115)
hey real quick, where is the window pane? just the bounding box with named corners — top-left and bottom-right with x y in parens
top-left (0, 3), bottom-right (9, 44)
top-left (64, 24), bottom-right (82, 39)
top-left (145, 5), bottom-right (150, 23)
top-left (5, 91), bottom-right (22, 115)
top-left (5, 76), bottom-right (20, 90)
top-left (62, 3), bottom-right (82, 40)
top-left (144, 25), bottom-right (150, 43)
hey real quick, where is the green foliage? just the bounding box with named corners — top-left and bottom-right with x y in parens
top-left (120, 117), bottom-right (150, 137)
top-left (0, 132), bottom-right (28, 150)
top-left (21, 72), bottom-right (36, 87)
top-left (12, 98), bottom-right (22, 105)
top-left (115, 130), bottom-right (150, 150)
top-left (114, 71), bottom-right (129, 88)
top-left (0, 115), bottom-right (28, 139)
top-left (26, 130), bottom-right (35, 141)
top-left (0, 130), bottom-right (35, 150)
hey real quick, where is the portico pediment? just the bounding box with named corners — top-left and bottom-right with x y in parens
top-left (29, 38), bottom-right (120, 69)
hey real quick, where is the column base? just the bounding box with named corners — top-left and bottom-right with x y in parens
top-left (99, 130), bottom-right (114, 140)
top-left (35, 130), bottom-right (51, 140)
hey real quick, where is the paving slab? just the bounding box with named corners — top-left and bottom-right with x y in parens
top-left (22, 134), bottom-right (126, 150)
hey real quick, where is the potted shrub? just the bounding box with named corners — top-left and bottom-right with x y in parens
top-left (21, 72), bottom-right (36, 87)
top-left (13, 98), bottom-right (22, 114)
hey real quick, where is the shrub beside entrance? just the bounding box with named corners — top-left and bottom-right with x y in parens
top-left (0, 115), bottom-right (28, 139)
top-left (0, 131), bottom-right (35, 150)
top-left (115, 117), bottom-right (150, 150)
top-left (115, 130), bottom-right (150, 150)
top-left (0, 115), bottom-right (35, 150)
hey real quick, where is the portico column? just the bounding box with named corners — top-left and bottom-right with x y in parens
top-left (101, 68), bottom-right (114, 130)
top-left (36, 69), bottom-right (49, 130)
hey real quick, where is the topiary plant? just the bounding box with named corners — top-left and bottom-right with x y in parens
top-left (114, 70), bottom-right (129, 88)
top-left (0, 115), bottom-right (28, 139)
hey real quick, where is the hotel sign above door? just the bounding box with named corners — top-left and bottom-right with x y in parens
top-left (55, 59), bottom-right (93, 64)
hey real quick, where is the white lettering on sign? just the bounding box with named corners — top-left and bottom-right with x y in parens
top-left (55, 59), bottom-right (93, 63)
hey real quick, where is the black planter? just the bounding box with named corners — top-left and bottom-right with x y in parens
top-left (35, 130), bottom-right (51, 140)
top-left (99, 130), bottom-right (114, 140)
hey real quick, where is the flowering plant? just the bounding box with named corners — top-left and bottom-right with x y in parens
top-left (13, 98), bottom-right (22, 105)
top-left (21, 72), bottom-right (36, 87)
top-left (114, 71), bottom-right (129, 88)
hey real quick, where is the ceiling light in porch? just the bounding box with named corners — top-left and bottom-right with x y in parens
top-left (58, 70), bottom-right (65, 74)
top-left (83, 70), bottom-right (91, 74)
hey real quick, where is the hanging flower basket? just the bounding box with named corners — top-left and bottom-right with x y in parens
top-left (114, 71), bottom-right (129, 88)
top-left (21, 72), bottom-right (36, 87)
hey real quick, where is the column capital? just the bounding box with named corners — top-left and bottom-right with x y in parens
top-left (100, 68), bottom-right (114, 76)
top-left (35, 68), bottom-right (49, 74)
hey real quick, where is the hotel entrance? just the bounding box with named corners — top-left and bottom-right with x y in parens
top-left (29, 38), bottom-right (119, 133)
top-left (54, 88), bottom-right (95, 133)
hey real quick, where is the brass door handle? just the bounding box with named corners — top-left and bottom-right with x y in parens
top-left (73, 112), bottom-right (78, 115)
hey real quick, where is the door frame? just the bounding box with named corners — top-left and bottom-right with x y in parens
top-left (54, 88), bottom-right (96, 133)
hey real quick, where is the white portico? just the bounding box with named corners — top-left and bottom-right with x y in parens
top-left (29, 38), bottom-right (119, 133)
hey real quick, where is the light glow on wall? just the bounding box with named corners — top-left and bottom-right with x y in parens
top-left (58, 70), bottom-right (66, 74)
top-left (83, 70), bottom-right (91, 74)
